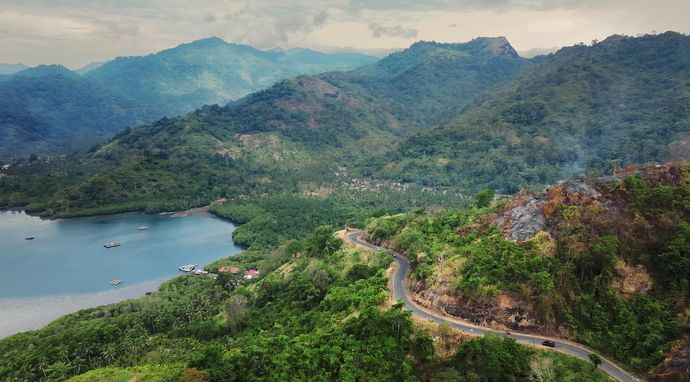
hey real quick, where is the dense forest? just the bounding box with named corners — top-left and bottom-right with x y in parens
top-left (364, 163), bottom-right (690, 378)
top-left (0, 38), bottom-right (377, 156)
top-left (0, 36), bottom-right (526, 216)
top-left (369, 32), bottom-right (690, 192)
top-left (0, 216), bottom-right (611, 382)
top-left (3, 33), bottom-right (690, 217)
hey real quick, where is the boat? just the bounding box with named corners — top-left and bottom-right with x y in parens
top-left (137, 225), bottom-right (148, 231)
top-left (25, 236), bottom-right (35, 240)
top-left (192, 269), bottom-right (209, 275)
top-left (178, 264), bottom-right (196, 272)
top-left (104, 242), bottom-right (121, 248)
top-left (110, 280), bottom-right (122, 285)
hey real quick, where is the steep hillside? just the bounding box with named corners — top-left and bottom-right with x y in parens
top-left (0, 37), bottom-right (528, 216)
top-left (0, 39), bottom-right (378, 157)
top-left (364, 162), bottom-right (690, 376)
top-left (0, 67), bottom-right (149, 155)
top-left (84, 37), bottom-right (378, 118)
top-left (370, 32), bottom-right (690, 193)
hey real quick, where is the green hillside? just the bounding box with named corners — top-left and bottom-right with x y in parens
top-left (0, 39), bottom-right (378, 157)
top-left (363, 163), bottom-right (690, 377)
top-left (85, 38), bottom-right (379, 119)
top-left (0, 218), bottom-right (612, 382)
top-left (0, 37), bottom-right (528, 217)
top-left (0, 67), bottom-right (150, 155)
top-left (369, 32), bottom-right (690, 192)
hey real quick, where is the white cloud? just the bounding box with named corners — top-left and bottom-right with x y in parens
top-left (0, 0), bottom-right (688, 67)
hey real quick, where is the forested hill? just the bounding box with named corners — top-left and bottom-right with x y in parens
top-left (0, 67), bottom-right (150, 155)
top-left (368, 32), bottom-right (690, 193)
top-left (0, 38), bottom-right (378, 157)
top-left (84, 37), bottom-right (379, 120)
top-left (0, 37), bottom-right (529, 216)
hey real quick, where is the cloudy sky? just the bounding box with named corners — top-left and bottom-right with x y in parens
top-left (1, 0), bottom-right (689, 68)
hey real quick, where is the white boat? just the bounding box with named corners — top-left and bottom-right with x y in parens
top-left (104, 242), bottom-right (121, 248)
top-left (110, 280), bottom-right (122, 285)
top-left (137, 225), bottom-right (148, 231)
top-left (178, 264), bottom-right (196, 272)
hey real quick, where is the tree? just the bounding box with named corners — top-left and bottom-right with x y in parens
top-left (474, 189), bottom-right (495, 208)
top-left (305, 226), bottom-right (343, 258)
top-left (224, 295), bottom-right (248, 333)
top-left (589, 353), bottom-right (603, 369)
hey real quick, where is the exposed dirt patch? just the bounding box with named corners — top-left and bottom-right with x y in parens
top-left (610, 261), bottom-right (653, 298)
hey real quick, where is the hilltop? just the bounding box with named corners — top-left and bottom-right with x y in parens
top-left (0, 36), bottom-right (529, 216)
top-left (368, 32), bottom-right (690, 192)
top-left (0, 38), bottom-right (378, 156)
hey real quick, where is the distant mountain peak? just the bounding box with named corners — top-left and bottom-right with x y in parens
top-left (187, 36), bottom-right (228, 47)
top-left (469, 36), bottom-right (519, 57)
top-left (15, 64), bottom-right (79, 78)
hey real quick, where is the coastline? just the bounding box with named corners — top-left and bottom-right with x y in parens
top-left (0, 208), bottom-right (244, 339)
top-left (0, 278), bottom-right (166, 339)
top-left (160, 205), bottom-right (212, 217)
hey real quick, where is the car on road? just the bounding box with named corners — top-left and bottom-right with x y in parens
top-left (541, 340), bottom-right (556, 348)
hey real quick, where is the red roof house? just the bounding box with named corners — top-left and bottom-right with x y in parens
top-left (219, 266), bottom-right (240, 274)
top-left (244, 269), bottom-right (259, 279)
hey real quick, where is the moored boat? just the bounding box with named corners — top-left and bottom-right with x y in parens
top-left (110, 279), bottom-right (122, 285)
top-left (178, 264), bottom-right (196, 272)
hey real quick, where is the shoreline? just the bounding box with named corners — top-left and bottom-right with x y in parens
top-left (0, 205), bottom-right (214, 221)
top-left (0, 278), bottom-right (166, 339)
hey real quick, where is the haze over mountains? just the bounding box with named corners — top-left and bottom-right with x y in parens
top-left (0, 37), bottom-right (377, 155)
top-left (370, 32), bottom-right (690, 192)
top-left (2, 36), bottom-right (529, 215)
top-left (3, 32), bottom-right (690, 217)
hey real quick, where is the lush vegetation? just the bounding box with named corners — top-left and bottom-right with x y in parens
top-left (369, 32), bottom-right (690, 193)
top-left (0, 39), bottom-right (377, 157)
top-left (210, 191), bottom-right (470, 249)
top-left (0, 222), bottom-right (610, 382)
top-left (365, 167), bottom-right (690, 373)
top-left (0, 36), bottom-right (525, 216)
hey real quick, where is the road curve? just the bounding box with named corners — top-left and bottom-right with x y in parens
top-left (346, 231), bottom-right (639, 382)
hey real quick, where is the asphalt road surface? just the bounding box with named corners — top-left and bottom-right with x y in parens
top-left (346, 231), bottom-right (639, 382)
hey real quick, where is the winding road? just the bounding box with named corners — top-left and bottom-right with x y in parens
top-left (346, 231), bottom-right (639, 382)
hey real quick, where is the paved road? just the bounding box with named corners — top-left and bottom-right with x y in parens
top-left (346, 231), bottom-right (639, 382)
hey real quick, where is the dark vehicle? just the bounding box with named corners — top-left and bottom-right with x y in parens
top-left (541, 340), bottom-right (556, 348)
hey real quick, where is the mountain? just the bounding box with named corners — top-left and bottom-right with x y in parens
top-left (0, 67), bottom-right (149, 155)
top-left (83, 37), bottom-right (379, 119)
top-left (75, 61), bottom-right (106, 75)
top-left (0, 63), bottom-right (27, 75)
top-left (0, 38), bottom-right (379, 157)
top-left (364, 162), bottom-right (690, 377)
top-left (370, 32), bottom-right (690, 193)
top-left (0, 37), bottom-right (529, 216)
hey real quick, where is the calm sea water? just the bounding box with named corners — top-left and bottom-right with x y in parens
top-left (0, 210), bottom-right (242, 337)
top-left (0, 210), bottom-right (242, 298)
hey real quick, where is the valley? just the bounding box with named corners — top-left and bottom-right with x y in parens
top-left (1, 27), bottom-right (689, 382)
